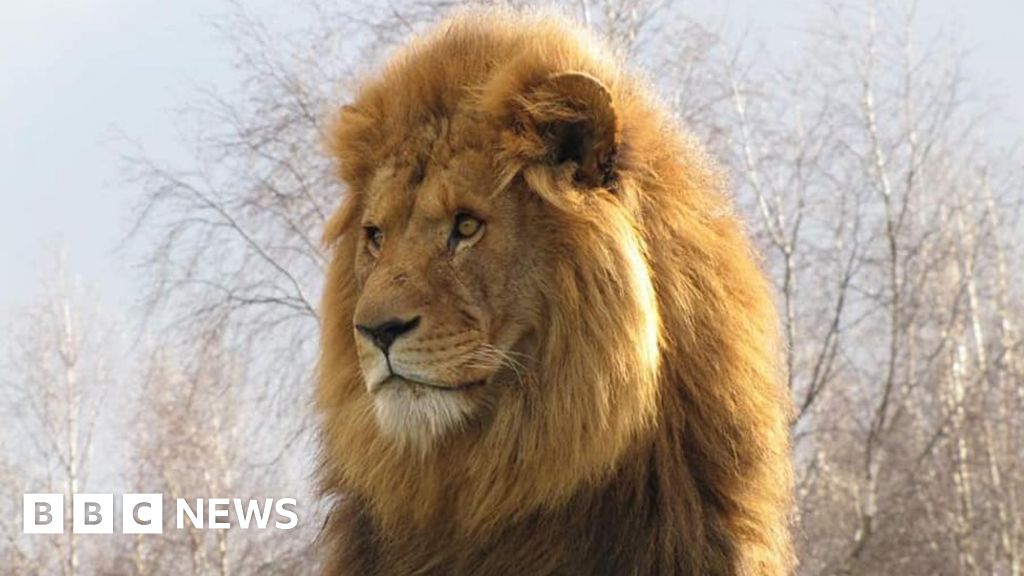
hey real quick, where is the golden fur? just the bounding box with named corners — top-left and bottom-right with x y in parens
top-left (317, 9), bottom-right (794, 575)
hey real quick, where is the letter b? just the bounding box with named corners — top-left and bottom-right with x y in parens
top-left (73, 494), bottom-right (113, 534)
top-left (23, 494), bottom-right (63, 534)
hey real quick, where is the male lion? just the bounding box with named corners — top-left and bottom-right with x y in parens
top-left (317, 9), bottom-right (794, 575)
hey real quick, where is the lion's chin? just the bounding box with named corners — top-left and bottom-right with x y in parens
top-left (371, 377), bottom-right (479, 450)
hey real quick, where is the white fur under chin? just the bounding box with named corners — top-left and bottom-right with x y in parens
top-left (372, 384), bottom-right (475, 451)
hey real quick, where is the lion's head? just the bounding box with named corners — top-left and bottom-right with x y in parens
top-left (342, 90), bottom-right (659, 449)
top-left (318, 10), bottom-right (792, 572)
top-left (319, 14), bottom-right (663, 521)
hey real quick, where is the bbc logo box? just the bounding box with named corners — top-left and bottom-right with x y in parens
top-left (24, 494), bottom-right (163, 534)
top-left (23, 494), bottom-right (63, 534)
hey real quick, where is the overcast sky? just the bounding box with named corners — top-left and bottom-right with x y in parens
top-left (1, 0), bottom-right (1021, 327)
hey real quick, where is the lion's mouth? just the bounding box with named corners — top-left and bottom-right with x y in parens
top-left (374, 375), bottom-right (486, 394)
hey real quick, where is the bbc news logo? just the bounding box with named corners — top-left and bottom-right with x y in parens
top-left (23, 494), bottom-right (298, 534)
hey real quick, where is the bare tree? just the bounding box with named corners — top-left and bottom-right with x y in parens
top-left (717, 1), bottom-right (1024, 574)
top-left (2, 256), bottom-right (113, 575)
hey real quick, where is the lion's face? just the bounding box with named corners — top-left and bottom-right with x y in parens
top-left (350, 145), bottom-right (542, 444)
top-left (322, 49), bottom-right (664, 521)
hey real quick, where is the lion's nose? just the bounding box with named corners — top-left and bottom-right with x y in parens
top-left (355, 316), bottom-right (421, 354)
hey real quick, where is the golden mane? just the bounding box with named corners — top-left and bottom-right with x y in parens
top-left (318, 8), bottom-right (794, 575)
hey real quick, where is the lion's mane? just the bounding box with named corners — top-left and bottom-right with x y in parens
top-left (317, 9), bottom-right (794, 575)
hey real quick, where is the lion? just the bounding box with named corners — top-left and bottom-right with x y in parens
top-left (317, 9), bottom-right (794, 575)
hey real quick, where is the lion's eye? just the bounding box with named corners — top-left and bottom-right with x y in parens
top-left (365, 226), bottom-right (383, 253)
top-left (452, 213), bottom-right (483, 242)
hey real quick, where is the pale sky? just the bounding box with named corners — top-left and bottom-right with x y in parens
top-left (1, 0), bottom-right (1021, 326)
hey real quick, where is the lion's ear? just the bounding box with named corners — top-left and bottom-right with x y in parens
top-left (515, 72), bottom-right (619, 189)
